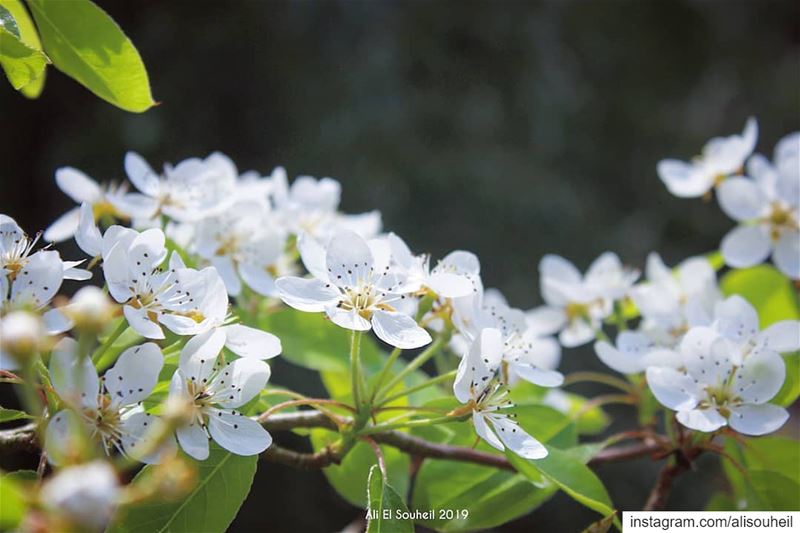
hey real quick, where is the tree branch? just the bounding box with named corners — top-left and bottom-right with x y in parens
top-left (643, 450), bottom-right (699, 511)
top-left (262, 443), bottom-right (339, 470)
top-left (0, 422), bottom-right (38, 453)
top-left (258, 410), bottom-right (338, 432)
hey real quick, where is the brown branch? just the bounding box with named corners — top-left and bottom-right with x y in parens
top-left (258, 410), bottom-right (339, 431)
top-left (0, 422), bottom-right (38, 453)
top-left (261, 443), bottom-right (340, 470)
top-left (643, 449), bottom-right (701, 511)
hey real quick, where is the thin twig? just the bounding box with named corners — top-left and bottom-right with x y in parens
top-left (362, 437), bottom-right (387, 479)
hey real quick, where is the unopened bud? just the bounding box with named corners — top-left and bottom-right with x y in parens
top-left (149, 455), bottom-right (197, 500)
top-left (41, 461), bottom-right (120, 532)
top-left (63, 286), bottom-right (117, 333)
top-left (161, 395), bottom-right (196, 427)
top-left (0, 311), bottom-right (45, 363)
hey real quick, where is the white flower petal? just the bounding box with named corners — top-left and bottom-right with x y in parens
top-left (10, 251), bottom-right (63, 308)
top-left (646, 367), bottom-right (698, 411)
top-left (524, 336), bottom-right (561, 371)
top-left (179, 329), bottom-right (226, 383)
top-left (511, 363), bottom-right (564, 387)
top-left (119, 410), bottom-right (174, 464)
top-left (657, 159), bottom-right (710, 198)
top-left (728, 404), bottom-right (789, 436)
top-left (732, 350), bottom-right (785, 404)
top-left (43, 308), bottom-right (73, 335)
top-left (717, 177), bottom-right (766, 221)
top-left (45, 410), bottom-right (83, 466)
top-left (721, 225), bottom-right (771, 268)
top-left (123, 305), bottom-right (165, 340)
top-left (540, 254), bottom-right (581, 288)
top-left (386, 232), bottom-right (414, 269)
top-left (44, 208), bottom-right (81, 243)
top-left (714, 295), bottom-right (759, 344)
top-left (427, 272), bottom-right (474, 298)
top-left (176, 423), bottom-right (210, 461)
top-left (211, 256), bottom-right (242, 297)
top-left (525, 306), bottom-right (567, 336)
top-left (208, 409), bottom-right (272, 456)
top-left (761, 320), bottom-right (800, 353)
top-left (49, 338), bottom-right (99, 409)
top-left (55, 167), bottom-right (101, 204)
top-left (129, 228), bottom-right (167, 272)
top-left (124, 152), bottom-right (161, 197)
top-left (371, 310), bottom-right (431, 349)
top-left (472, 412), bottom-right (503, 451)
top-left (276, 276), bottom-right (341, 312)
top-left (221, 324), bottom-right (281, 359)
top-left (490, 416), bottom-right (547, 459)
top-left (594, 340), bottom-right (643, 375)
top-left (213, 358), bottom-right (270, 408)
top-left (326, 307), bottom-right (372, 331)
top-left (297, 232), bottom-right (329, 282)
top-left (238, 263), bottom-right (278, 297)
top-left (104, 343), bottom-right (164, 406)
top-left (325, 231), bottom-right (373, 288)
top-left (773, 230), bottom-right (800, 279)
top-left (558, 319), bottom-right (595, 348)
top-left (676, 408), bottom-right (727, 433)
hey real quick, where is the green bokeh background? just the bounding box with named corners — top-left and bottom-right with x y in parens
top-left (1, 1), bottom-right (798, 531)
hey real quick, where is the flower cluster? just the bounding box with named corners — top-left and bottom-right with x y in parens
top-left (1, 120), bottom-right (797, 530)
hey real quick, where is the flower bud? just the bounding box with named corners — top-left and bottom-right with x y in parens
top-left (161, 394), bottom-right (197, 428)
top-left (41, 461), bottom-right (120, 532)
top-left (0, 311), bottom-right (45, 363)
top-left (63, 286), bottom-right (117, 333)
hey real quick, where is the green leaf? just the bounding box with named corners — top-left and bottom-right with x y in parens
top-left (0, 472), bottom-right (27, 530)
top-left (109, 445), bottom-right (257, 533)
top-left (27, 0), bottom-right (154, 112)
top-left (0, 26), bottom-right (47, 89)
top-left (366, 465), bottom-right (414, 533)
top-left (412, 459), bottom-right (557, 531)
top-left (0, 407), bottom-right (33, 423)
top-left (508, 447), bottom-right (616, 523)
top-left (310, 428), bottom-right (410, 508)
top-left (704, 492), bottom-right (738, 511)
top-left (0, 0), bottom-right (46, 97)
top-left (721, 265), bottom-right (800, 327)
top-left (773, 353), bottom-right (800, 407)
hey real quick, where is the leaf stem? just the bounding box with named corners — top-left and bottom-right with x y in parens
top-left (562, 371), bottom-right (637, 394)
top-left (91, 320), bottom-right (129, 365)
top-left (378, 369), bottom-right (457, 406)
top-left (370, 347), bottom-right (402, 401)
top-left (376, 336), bottom-right (445, 401)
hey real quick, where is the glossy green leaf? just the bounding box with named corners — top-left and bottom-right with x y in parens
top-left (749, 470), bottom-right (800, 511)
top-left (0, 0), bottom-right (46, 97)
top-left (0, 407), bottom-right (33, 423)
top-left (310, 428), bottom-right (410, 509)
top-left (0, 472), bottom-right (26, 530)
top-left (366, 465), bottom-right (414, 533)
top-left (773, 353), bottom-right (800, 407)
top-left (0, 4), bottom-right (18, 37)
top-left (508, 447), bottom-right (616, 523)
top-left (27, 0), bottom-right (154, 112)
top-left (0, 26), bottom-right (47, 89)
top-left (109, 444), bottom-right (257, 533)
top-left (704, 492), bottom-right (737, 511)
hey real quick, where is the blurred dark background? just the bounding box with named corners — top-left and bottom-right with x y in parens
top-left (2, 0), bottom-right (799, 531)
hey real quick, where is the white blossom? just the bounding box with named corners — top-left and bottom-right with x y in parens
top-left (41, 461), bottom-right (120, 531)
top-left (45, 338), bottom-right (170, 464)
top-left (277, 230), bottom-right (431, 349)
top-left (0, 310), bottom-right (48, 369)
top-left (646, 326), bottom-right (788, 435)
top-left (658, 117), bottom-right (758, 198)
top-left (718, 132), bottom-right (800, 278)
top-left (630, 253), bottom-right (720, 346)
top-left (453, 328), bottom-right (548, 459)
top-left (168, 329), bottom-right (273, 460)
top-left (44, 166), bottom-right (156, 243)
top-left (123, 151), bottom-right (238, 223)
top-left (536, 253), bottom-right (637, 348)
top-left (194, 200), bottom-right (288, 297)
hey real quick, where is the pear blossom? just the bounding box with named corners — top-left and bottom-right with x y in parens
top-left (713, 295), bottom-right (800, 363)
top-left (168, 329), bottom-right (273, 460)
top-left (44, 166), bottom-right (157, 243)
top-left (536, 253), bottom-right (638, 348)
top-left (385, 232), bottom-right (479, 299)
top-left (718, 132), bottom-right (800, 278)
top-left (657, 117), bottom-right (758, 198)
top-left (646, 326), bottom-right (788, 435)
top-left (1, 215), bottom-right (88, 314)
top-left (123, 151), bottom-right (238, 223)
top-left (101, 226), bottom-right (228, 339)
top-left (41, 461), bottom-right (120, 531)
top-left (277, 230), bottom-right (432, 349)
top-left (453, 328), bottom-right (548, 459)
top-left (452, 289), bottom-right (564, 387)
top-left (45, 338), bottom-right (170, 464)
top-left (271, 170), bottom-right (381, 240)
top-left (194, 200), bottom-right (288, 297)
top-left (630, 253), bottom-right (720, 346)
